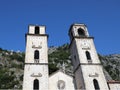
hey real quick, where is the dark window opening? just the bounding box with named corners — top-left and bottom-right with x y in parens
top-left (78, 28), bottom-right (85, 37)
top-left (35, 26), bottom-right (39, 34)
top-left (33, 79), bottom-right (39, 90)
top-left (34, 50), bottom-right (39, 63)
top-left (93, 79), bottom-right (100, 90)
top-left (86, 51), bottom-right (91, 60)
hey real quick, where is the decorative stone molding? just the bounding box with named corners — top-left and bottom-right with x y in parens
top-left (89, 73), bottom-right (99, 77)
top-left (82, 47), bottom-right (90, 50)
top-left (57, 80), bottom-right (65, 89)
top-left (88, 60), bottom-right (92, 63)
top-left (32, 45), bottom-right (42, 49)
top-left (31, 73), bottom-right (42, 77)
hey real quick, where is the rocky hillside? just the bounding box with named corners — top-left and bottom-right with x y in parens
top-left (0, 44), bottom-right (120, 89)
top-left (99, 54), bottom-right (120, 80)
top-left (0, 48), bottom-right (24, 89)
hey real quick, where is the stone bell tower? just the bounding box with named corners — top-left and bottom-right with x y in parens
top-left (23, 25), bottom-right (49, 90)
top-left (69, 23), bottom-right (109, 90)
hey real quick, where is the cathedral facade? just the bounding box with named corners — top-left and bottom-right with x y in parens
top-left (23, 23), bottom-right (120, 90)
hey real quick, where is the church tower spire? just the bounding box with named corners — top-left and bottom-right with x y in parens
top-left (68, 23), bottom-right (109, 90)
top-left (23, 25), bottom-right (49, 90)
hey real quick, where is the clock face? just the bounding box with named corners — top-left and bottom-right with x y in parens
top-left (81, 40), bottom-right (90, 49)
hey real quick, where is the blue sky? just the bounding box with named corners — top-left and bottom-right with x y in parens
top-left (0, 0), bottom-right (120, 55)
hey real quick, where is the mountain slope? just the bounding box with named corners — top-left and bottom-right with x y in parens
top-left (0, 45), bottom-right (120, 89)
top-left (99, 54), bottom-right (120, 80)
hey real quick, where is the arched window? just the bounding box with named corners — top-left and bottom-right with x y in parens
top-left (86, 51), bottom-right (91, 60)
top-left (34, 50), bottom-right (39, 63)
top-left (35, 26), bottom-right (39, 34)
top-left (33, 79), bottom-right (39, 90)
top-left (93, 79), bottom-right (100, 90)
top-left (78, 28), bottom-right (85, 37)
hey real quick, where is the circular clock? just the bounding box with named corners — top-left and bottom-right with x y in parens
top-left (81, 40), bottom-right (90, 49)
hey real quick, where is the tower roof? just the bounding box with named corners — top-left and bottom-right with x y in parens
top-left (68, 23), bottom-right (87, 34)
